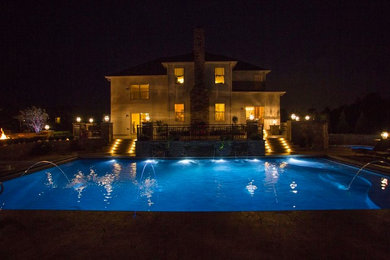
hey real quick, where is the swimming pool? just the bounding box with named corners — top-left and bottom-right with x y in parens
top-left (1, 158), bottom-right (389, 211)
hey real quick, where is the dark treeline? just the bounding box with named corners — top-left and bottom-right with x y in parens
top-left (283, 93), bottom-right (390, 134)
top-left (322, 93), bottom-right (390, 134)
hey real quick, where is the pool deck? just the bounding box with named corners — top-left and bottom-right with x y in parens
top-left (1, 148), bottom-right (390, 258)
top-left (1, 209), bottom-right (389, 258)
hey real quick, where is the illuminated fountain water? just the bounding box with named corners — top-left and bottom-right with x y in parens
top-left (22, 161), bottom-right (70, 183)
top-left (347, 160), bottom-right (390, 190)
top-left (136, 160), bottom-right (158, 210)
top-left (139, 160), bottom-right (157, 181)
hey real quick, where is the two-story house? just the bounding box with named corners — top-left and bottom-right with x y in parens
top-left (106, 29), bottom-right (285, 139)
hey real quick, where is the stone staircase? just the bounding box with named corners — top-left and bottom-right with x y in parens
top-left (108, 139), bottom-right (136, 156)
top-left (265, 137), bottom-right (292, 155)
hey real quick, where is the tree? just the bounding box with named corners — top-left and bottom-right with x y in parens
top-left (354, 112), bottom-right (368, 134)
top-left (17, 106), bottom-right (49, 133)
top-left (336, 110), bottom-right (350, 133)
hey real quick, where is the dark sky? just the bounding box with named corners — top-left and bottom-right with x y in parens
top-left (1, 0), bottom-right (389, 114)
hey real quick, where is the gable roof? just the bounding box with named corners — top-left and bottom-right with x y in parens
top-left (106, 52), bottom-right (267, 76)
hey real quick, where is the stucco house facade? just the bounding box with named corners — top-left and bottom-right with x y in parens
top-left (106, 31), bottom-right (284, 139)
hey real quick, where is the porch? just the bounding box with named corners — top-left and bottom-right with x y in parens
top-left (136, 123), bottom-right (263, 141)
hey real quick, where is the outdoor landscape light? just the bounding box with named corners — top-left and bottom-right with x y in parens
top-left (76, 117), bottom-right (81, 123)
top-left (305, 115), bottom-right (310, 120)
top-left (104, 115), bottom-right (110, 122)
top-left (44, 124), bottom-right (50, 130)
top-left (89, 118), bottom-right (94, 123)
top-left (291, 114), bottom-right (296, 120)
top-left (381, 131), bottom-right (388, 139)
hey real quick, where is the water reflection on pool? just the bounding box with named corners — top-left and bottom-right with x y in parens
top-left (1, 158), bottom-right (389, 211)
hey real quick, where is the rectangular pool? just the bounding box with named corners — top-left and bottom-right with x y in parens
top-left (1, 158), bottom-right (389, 211)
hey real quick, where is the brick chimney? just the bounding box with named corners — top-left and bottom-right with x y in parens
top-left (193, 28), bottom-right (205, 84)
top-left (190, 28), bottom-right (209, 125)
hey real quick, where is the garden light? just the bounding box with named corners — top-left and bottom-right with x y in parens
top-left (291, 114), bottom-right (296, 120)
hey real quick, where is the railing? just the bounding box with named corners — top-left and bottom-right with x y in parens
top-left (137, 123), bottom-right (263, 141)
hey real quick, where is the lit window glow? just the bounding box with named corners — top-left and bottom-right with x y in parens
top-left (215, 67), bottom-right (225, 84)
top-left (130, 84), bottom-right (149, 100)
top-left (174, 68), bottom-right (184, 84)
top-left (175, 104), bottom-right (184, 122)
top-left (215, 103), bottom-right (225, 122)
top-left (245, 106), bottom-right (264, 120)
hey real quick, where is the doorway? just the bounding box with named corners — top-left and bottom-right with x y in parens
top-left (131, 113), bottom-right (150, 134)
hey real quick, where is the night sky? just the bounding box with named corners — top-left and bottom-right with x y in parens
top-left (2, 0), bottom-right (389, 114)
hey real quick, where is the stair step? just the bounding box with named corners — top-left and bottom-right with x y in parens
top-left (265, 137), bottom-right (293, 155)
top-left (108, 139), bottom-right (136, 156)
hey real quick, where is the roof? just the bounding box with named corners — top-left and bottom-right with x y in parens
top-left (106, 52), bottom-right (267, 76)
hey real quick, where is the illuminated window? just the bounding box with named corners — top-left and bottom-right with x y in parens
top-left (55, 117), bottom-right (61, 124)
top-left (174, 104), bottom-right (184, 122)
top-left (130, 84), bottom-right (149, 99)
top-left (215, 103), bottom-right (225, 121)
top-left (245, 106), bottom-right (264, 120)
top-left (140, 113), bottom-right (150, 122)
top-left (215, 67), bottom-right (225, 84)
top-left (174, 68), bottom-right (184, 84)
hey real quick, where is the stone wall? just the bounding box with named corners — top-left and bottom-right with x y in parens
top-left (136, 140), bottom-right (265, 157)
top-left (0, 139), bottom-right (107, 160)
top-left (289, 121), bottom-right (328, 150)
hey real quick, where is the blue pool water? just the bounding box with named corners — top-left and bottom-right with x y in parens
top-left (1, 158), bottom-right (389, 211)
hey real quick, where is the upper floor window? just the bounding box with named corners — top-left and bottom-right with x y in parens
top-left (174, 68), bottom-right (184, 84)
top-left (130, 84), bottom-right (149, 99)
top-left (174, 104), bottom-right (184, 122)
top-left (215, 103), bottom-right (225, 122)
top-left (215, 67), bottom-right (225, 84)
